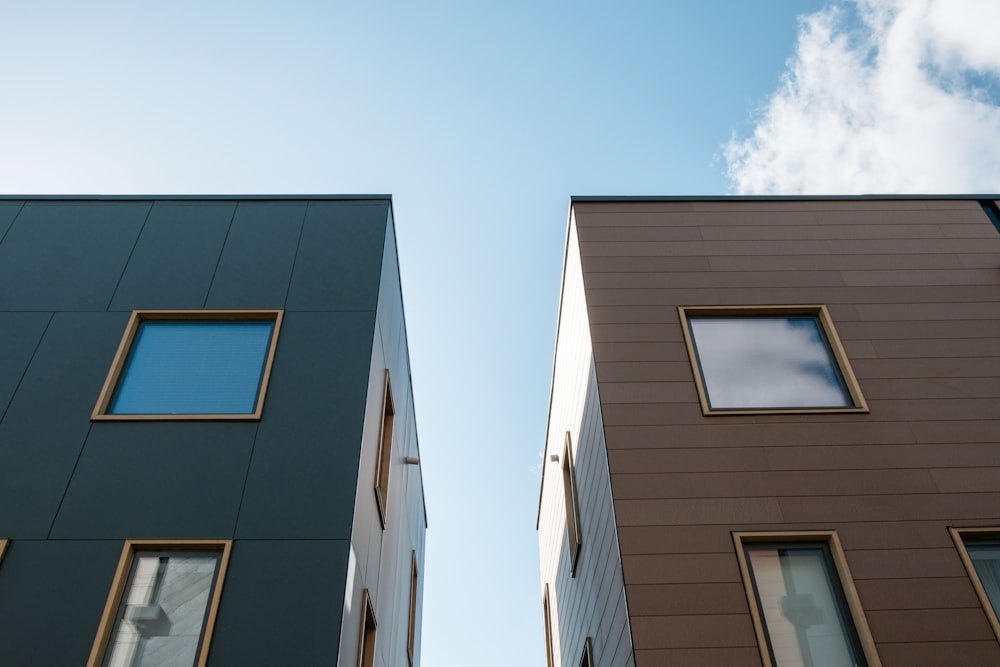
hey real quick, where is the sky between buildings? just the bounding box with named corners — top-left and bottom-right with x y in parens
top-left (2, 1), bottom-right (999, 665)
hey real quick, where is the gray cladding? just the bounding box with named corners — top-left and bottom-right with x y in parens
top-left (0, 197), bottom-right (391, 662)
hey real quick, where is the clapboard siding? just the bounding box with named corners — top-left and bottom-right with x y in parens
top-left (570, 197), bottom-right (1000, 666)
top-left (538, 214), bottom-right (634, 667)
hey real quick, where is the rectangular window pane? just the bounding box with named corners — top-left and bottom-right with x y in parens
top-left (688, 315), bottom-right (850, 410)
top-left (745, 545), bottom-right (867, 667)
top-left (966, 541), bottom-right (1000, 620)
top-left (103, 551), bottom-right (222, 667)
top-left (107, 318), bottom-right (276, 416)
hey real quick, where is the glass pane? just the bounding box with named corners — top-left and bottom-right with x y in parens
top-left (110, 320), bottom-right (274, 414)
top-left (688, 316), bottom-right (851, 410)
top-left (104, 552), bottom-right (220, 667)
top-left (746, 545), bottom-right (866, 667)
top-left (967, 541), bottom-right (1000, 619)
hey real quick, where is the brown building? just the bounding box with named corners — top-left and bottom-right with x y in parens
top-left (537, 196), bottom-right (1000, 667)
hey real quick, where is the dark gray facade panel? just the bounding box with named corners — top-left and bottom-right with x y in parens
top-left (49, 422), bottom-right (258, 539)
top-left (0, 539), bottom-right (123, 666)
top-left (0, 201), bottom-right (23, 242)
top-left (0, 202), bottom-right (149, 310)
top-left (205, 202), bottom-right (307, 309)
top-left (208, 540), bottom-right (350, 666)
top-left (236, 311), bottom-right (375, 539)
top-left (110, 201), bottom-right (235, 310)
top-left (0, 312), bottom-right (129, 537)
top-left (0, 312), bottom-right (51, 420)
top-left (285, 202), bottom-right (389, 311)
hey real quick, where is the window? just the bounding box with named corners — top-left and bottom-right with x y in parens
top-left (408, 551), bottom-right (418, 666)
top-left (679, 305), bottom-right (867, 415)
top-left (0, 538), bottom-right (7, 563)
top-left (579, 636), bottom-right (593, 667)
top-left (734, 531), bottom-right (879, 667)
top-left (87, 540), bottom-right (231, 667)
top-left (374, 370), bottom-right (395, 527)
top-left (951, 527), bottom-right (1000, 643)
top-left (93, 310), bottom-right (282, 420)
top-left (542, 584), bottom-right (555, 667)
top-left (562, 432), bottom-right (582, 576)
top-left (358, 589), bottom-right (377, 667)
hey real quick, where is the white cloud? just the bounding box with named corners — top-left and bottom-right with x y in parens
top-left (725, 0), bottom-right (1000, 194)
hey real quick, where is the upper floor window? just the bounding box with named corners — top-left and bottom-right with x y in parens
top-left (951, 527), bottom-right (1000, 643)
top-left (88, 540), bottom-right (231, 667)
top-left (93, 310), bottom-right (282, 421)
top-left (679, 305), bottom-right (867, 415)
top-left (734, 531), bottom-right (879, 667)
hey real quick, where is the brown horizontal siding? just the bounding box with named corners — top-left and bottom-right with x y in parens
top-left (575, 199), bottom-right (1000, 661)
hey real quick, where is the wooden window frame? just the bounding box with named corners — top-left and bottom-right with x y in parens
top-left (679, 305), bottom-right (868, 416)
top-left (733, 530), bottom-right (881, 667)
top-left (374, 369), bottom-right (395, 528)
top-left (562, 431), bottom-right (583, 576)
top-left (87, 539), bottom-right (232, 667)
top-left (542, 584), bottom-right (555, 667)
top-left (950, 526), bottom-right (1000, 644)
top-left (92, 309), bottom-right (283, 421)
top-left (358, 588), bottom-right (377, 667)
top-left (408, 550), bottom-right (418, 667)
top-left (0, 538), bottom-right (7, 563)
top-left (579, 636), bottom-right (593, 667)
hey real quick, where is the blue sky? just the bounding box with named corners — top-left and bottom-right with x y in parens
top-left (3, 2), bottom-right (999, 665)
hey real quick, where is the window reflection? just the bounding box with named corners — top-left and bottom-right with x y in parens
top-left (966, 541), bottom-right (1000, 620)
top-left (745, 545), bottom-right (867, 667)
top-left (687, 316), bottom-right (851, 410)
top-left (103, 552), bottom-right (221, 667)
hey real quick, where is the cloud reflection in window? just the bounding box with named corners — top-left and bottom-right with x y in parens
top-left (688, 316), bottom-right (851, 410)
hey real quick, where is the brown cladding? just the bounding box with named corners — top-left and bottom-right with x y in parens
top-left (573, 198), bottom-right (1000, 665)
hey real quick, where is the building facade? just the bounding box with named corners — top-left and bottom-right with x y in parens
top-left (0, 196), bottom-right (425, 666)
top-left (538, 196), bottom-right (1000, 667)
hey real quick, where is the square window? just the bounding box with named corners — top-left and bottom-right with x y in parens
top-left (679, 305), bottom-right (867, 414)
top-left (93, 310), bottom-right (282, 420)
top-left (88, 540), bottom-right (231, 667)
top-left (950, 527), bottom-right (1000, 643)
top-left (734, 531), bottom-right (879, 667)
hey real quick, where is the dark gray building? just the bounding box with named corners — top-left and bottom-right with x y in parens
top-left (0, 196), bottom-right (425, 666)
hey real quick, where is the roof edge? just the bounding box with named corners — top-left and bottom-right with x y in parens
top-left (0, 194), bottom-right (393, 201)
top-left (571, 194), bottom-right (1000, 202)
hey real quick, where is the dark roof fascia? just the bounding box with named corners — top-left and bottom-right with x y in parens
top-left (0, 194), bottom-right (393, 202)
top-left (571, 194), bottom-right (1000, 202)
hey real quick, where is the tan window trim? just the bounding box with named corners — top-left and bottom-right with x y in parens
top-left (562, 432), bottom-right (583, 576)
top-left (374, 369), bottom-right (395, 528)
top-left (542, 584), bottom-right (555, 667)
top-left (0, 538), bottom-right (8, 563)
top-left (92, 309), bottom-right (283, 421)
top-left (407, 550), bottom-right (418, 667)
top-left (87, 539), bottom-right (232, 667)
top-left (579, 636), bottom-right (593, 667)
top-left (358, 588), bottom-right (377, 667)
top-left (679, 305), bottom-right (868, 416)
top-left (950, 526), bottom-right (1000, 644)
top-left (733, 530), bottom-right (881, 667)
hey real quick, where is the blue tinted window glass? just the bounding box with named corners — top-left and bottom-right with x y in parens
top-left (110, 320), bottom-right (274, 415)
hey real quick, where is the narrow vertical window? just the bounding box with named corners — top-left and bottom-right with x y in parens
top-left (358, 589), bottom-right (377, 667)
top-left (374, 370), bottom-right (395, 527)
top-left (579, 636), bottom-right (593, 667)
top-left (408, 551), bottom-right (419, 666)
top-left (951, 527), bottom-right (1000, 643)
top-left (0, 538), bottom-right (8, 563)
top-left (734, 532), bottom-right (879, 667)
top-left (542, 584), bottom-right (555, 667)
top-left (88, 540), bottom-right (231, 667)
top-left (562, 432), bottom-right (582, 576)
